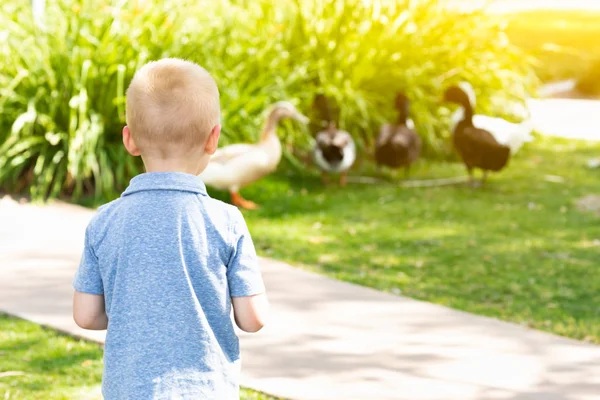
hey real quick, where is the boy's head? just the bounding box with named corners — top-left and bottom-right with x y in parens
top-left (124, 58), bottom-right (221, 173)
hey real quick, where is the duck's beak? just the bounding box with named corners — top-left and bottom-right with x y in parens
top-left (294, 112), bottom-right (310, 124)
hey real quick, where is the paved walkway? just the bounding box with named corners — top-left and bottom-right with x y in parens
top-left (528, 99), bottom-right (600, 142)
top-left (1, 196), bottom-right (600, 400)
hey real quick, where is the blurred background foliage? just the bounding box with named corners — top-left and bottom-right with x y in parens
top-left (0, 0), bottom-right (537, 201)
top-left (504, 9), bottom-right (600, 90)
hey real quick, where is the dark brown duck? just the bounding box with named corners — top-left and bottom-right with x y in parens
top-left (443, 84), bottom-right (510, 186)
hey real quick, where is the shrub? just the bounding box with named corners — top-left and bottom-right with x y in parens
top-left (0, 0), bottom-right (537, 202)
top-left (186, 0), bottom-right (537, 156)
top-left (0, 0), bottom-right (196, 200)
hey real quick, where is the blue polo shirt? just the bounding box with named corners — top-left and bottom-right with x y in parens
top-left (73, 172), bottom-right (265, 399)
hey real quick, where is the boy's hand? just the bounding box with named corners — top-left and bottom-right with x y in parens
top-left (73, 291), bottom-right (108, 330)
top-left (232, 293), bottom-right (269, 333)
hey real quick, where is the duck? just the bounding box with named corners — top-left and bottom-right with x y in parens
top-left (198, 101), bottom-right (309, 209)
top-left (443, 85), bottom-right (511, 186)
top-left (449, 82), bottom-right (533, 155)
top-left (375, 93), bottom-right (421, 177)
top-left (311, 94), bottom-right (356, 186)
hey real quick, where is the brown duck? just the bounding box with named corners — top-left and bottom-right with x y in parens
top-left (443, 84), bottom-right (510, 186)
top-left (375, 93), bottom-right (421, 177)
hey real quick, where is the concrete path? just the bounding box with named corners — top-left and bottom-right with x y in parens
top-left (1, 196), bottom-right (600, 400)
top-left (528, 99), bottom-right (600, 142)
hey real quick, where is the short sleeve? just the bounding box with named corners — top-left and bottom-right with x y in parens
top-left (227, 209), bottom-right (265, 297)
top-left (72, 225), bottom-right (104, 295)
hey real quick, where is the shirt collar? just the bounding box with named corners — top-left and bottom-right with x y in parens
top-left (121, 172), bottom-right (208, 197)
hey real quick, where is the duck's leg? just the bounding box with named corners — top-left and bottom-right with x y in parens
top-left (404, 165), bottom-right (411, 179)
top-left (321, 171), bottom-right (329, 185)
top-left (466, 167), bottom-right (475, 187)
top-left (339, 172), bottom-right (348, 186)
top-left (230, 191), bottom-right (259, 210)
top-left (481, 171), bottom-right (489, 186)
top-left (470, 169), bottom-right (484, 188)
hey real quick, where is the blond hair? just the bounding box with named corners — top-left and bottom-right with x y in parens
top-left (125, 58), bottom-right (220, 157)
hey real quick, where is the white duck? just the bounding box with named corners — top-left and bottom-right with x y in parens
top-left (449, 82), bottom-right (534, 155)
top-left (198, 101), bottom-right (308, 209)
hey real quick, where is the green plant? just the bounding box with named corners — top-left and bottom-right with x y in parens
top-left (0, 0), bottom-right (194, 200)
top-left (186, 0), bottom-right (537, 156)
top-left (0, 0), bottom-right (536, 202)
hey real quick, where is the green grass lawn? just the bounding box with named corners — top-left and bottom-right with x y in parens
top-left (504, 10), bottom-right (600, 86)
top-left (207, 137), bottom-right (600, 343)
top-left (0, 315), bottom-right (280, 400)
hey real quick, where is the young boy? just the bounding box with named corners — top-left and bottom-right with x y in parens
top-left (72, 58), bottom-right (268, 399)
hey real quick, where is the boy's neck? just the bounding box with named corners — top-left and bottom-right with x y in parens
top-left (142, 155), bottom-right (205, 175)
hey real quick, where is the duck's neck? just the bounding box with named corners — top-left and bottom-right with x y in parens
top-left (397, 105), bottom-right (409, 126)
top-left (459, 100), bottom-right (474, 125)
top-left (260, 113), bottom-right (281, 142)
top-left (255, 120), bottom-right (281, 172)
top-left (259, 112), bottom-right (283, 164)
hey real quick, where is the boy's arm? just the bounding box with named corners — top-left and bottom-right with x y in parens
top-left (72, 224), bottom-right (107, 330)
top-left (232, 293), bottom-right (269, 333)
top-left (228, 209), bottom-right (269, 333)
top-left (73, 291), bottom-right (108, 330)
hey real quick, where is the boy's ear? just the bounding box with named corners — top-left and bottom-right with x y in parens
top-left (122, 126), bottom-right (141, 156)
top-left (204, 125), bottom-right (221, 155)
